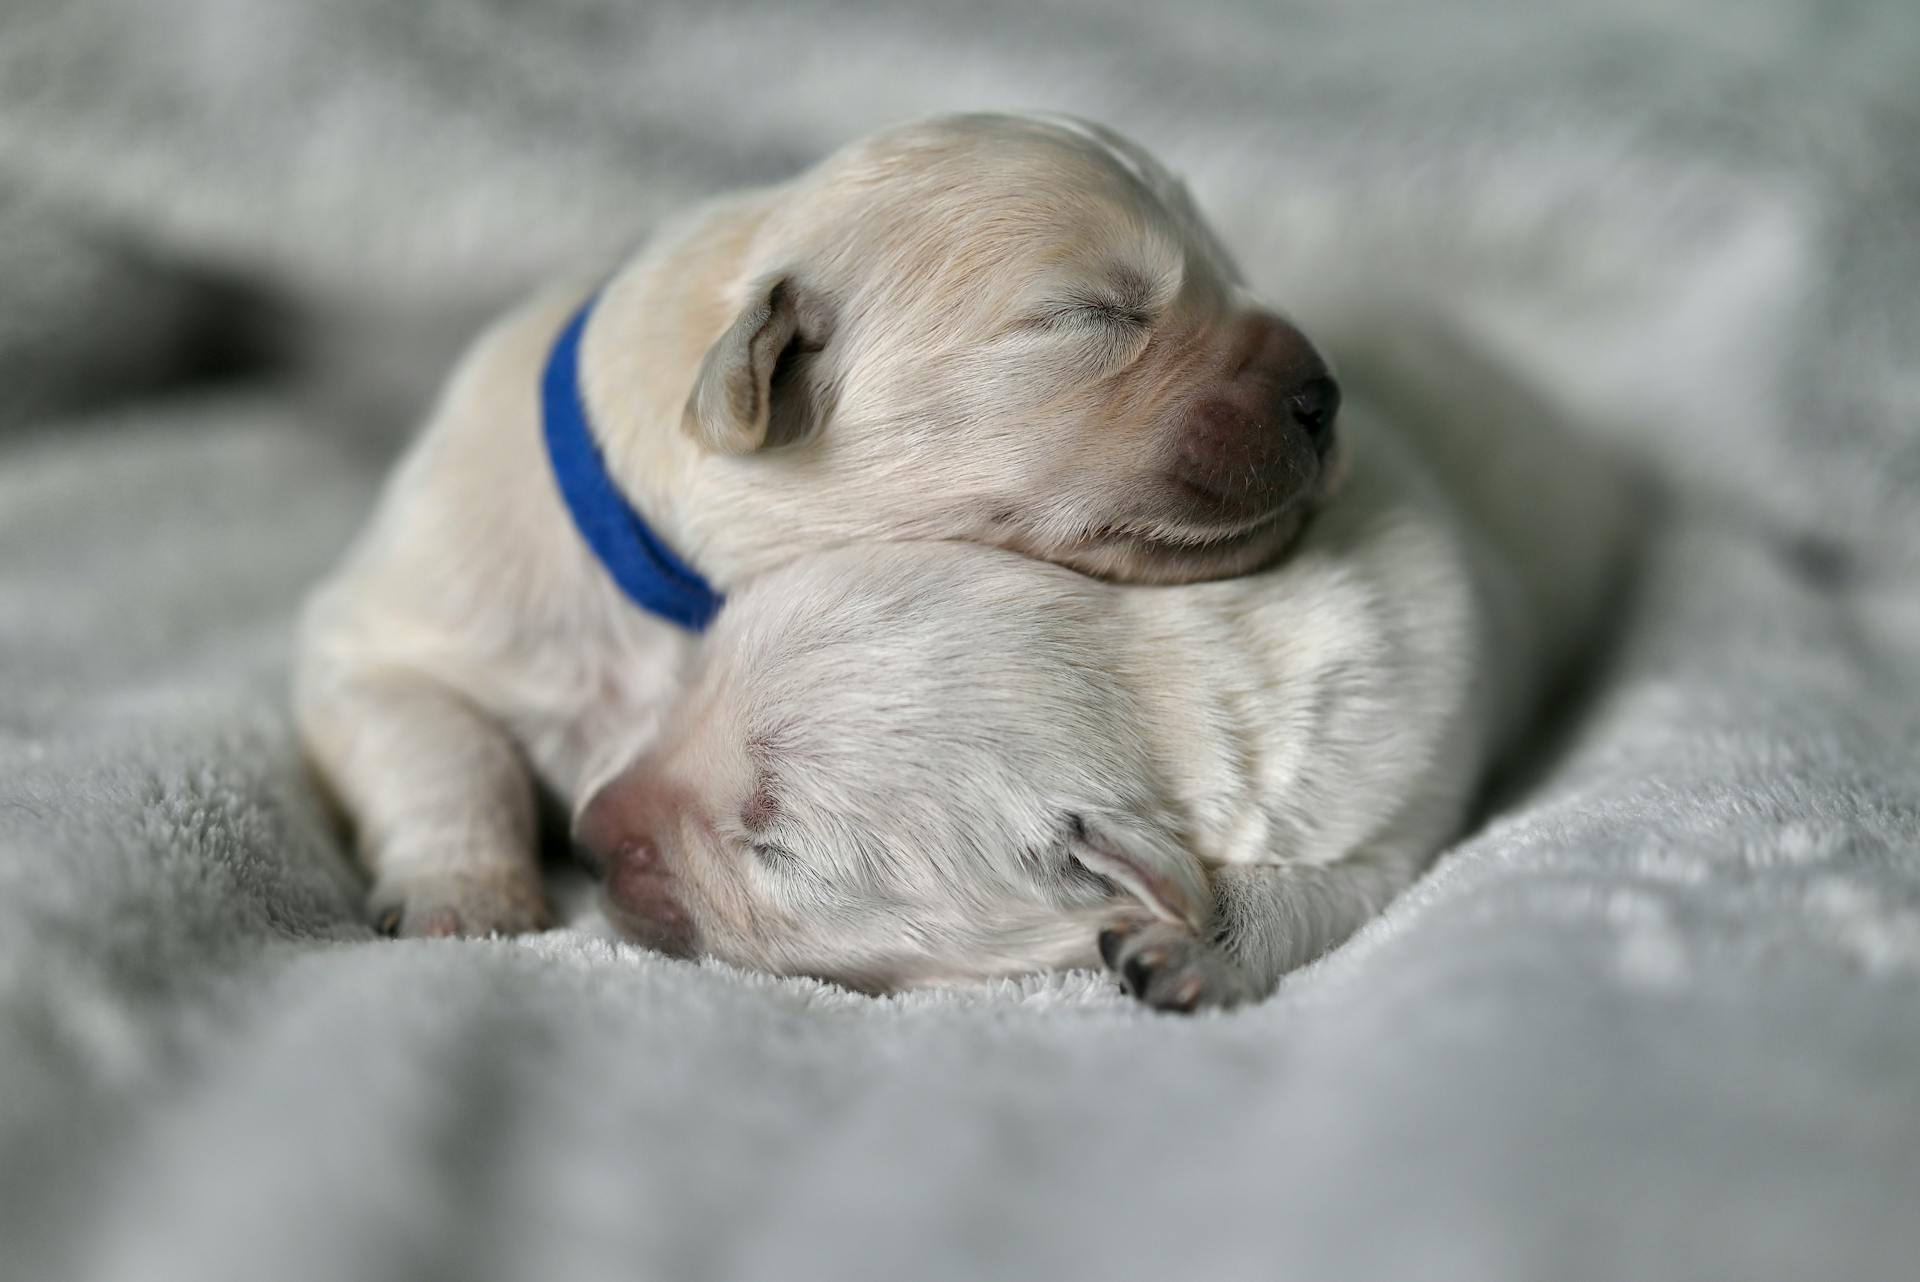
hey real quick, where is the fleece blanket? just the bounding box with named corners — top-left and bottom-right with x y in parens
top-left (3, 2), bottom-right (1918, 1279)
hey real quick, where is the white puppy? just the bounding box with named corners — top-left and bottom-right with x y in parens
top-left (576, 323), bottom-right (1640, 1008)
top-left (296, 114), bottom-right (1344, 935)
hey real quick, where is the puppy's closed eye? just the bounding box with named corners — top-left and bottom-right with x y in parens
top-left (1016, 266), bottom-right (1160, 333)
top-left (1030, 293), bottom-right (1153, 333)
top-left (747, 837), bottom-right (839, 902)
top-left (750, 839), bottom-right (798, 872)
top-left (1011, 294), bottom-right (1156, 382)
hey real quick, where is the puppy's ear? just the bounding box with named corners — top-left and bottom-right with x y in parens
top-left (683, 276), bottom-right (836, 455)
top-left (1067, 813), bottom-right (1210, 933)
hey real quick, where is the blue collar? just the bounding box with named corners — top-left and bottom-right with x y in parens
top-left (541, 297), bottom-right (725, 633)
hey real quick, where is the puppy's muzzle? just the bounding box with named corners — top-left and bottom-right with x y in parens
top-left (603, 838), bottom-right (697, 958)
top-left (1170, 313), bottom-right (1339, 522)
top-left (577, 776), bottom-right (699, 958)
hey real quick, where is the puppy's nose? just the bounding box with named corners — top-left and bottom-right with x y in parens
top-left (613, 838), bottom-right (658, 872)
top-left (1170, 312), bottom-right (1335, 519)
top-left (1228, 311), bottom-right (1338, 451)
top-left (1288, 375), bottom-right (1341, 455)
top-left (606, 839), bottom-right (696, 958)
top-left (576, 772), bottom-right (699, 958)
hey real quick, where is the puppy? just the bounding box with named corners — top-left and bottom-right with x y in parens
top-left (576, 322), bottom-right (1642, 1007)
top-left (295, 114), bottom-right (1343, 936)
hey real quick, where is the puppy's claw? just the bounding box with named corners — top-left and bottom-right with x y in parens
top-left (1100, 920), bottom-right (1252, 1013)
top-left (415, 908), bottom-right (464, 938)
top-left (370, 869), bottom-right (552, 940)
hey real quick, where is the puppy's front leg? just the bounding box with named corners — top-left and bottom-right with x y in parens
top-left (1099, 855), bottom-right (1413, 1012)
top-left (300, 666), bottom-right (549, 938)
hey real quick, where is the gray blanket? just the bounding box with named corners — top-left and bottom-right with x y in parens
top-left (4, 2), bottom-right (1918, 1280)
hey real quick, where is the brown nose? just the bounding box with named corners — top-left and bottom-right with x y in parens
top-left (577, 773), bottom-right (698, 957)
top-left (604, 839), bottom-right (696, 957)
top-left (1172, 313), bottom-right (1338, 519)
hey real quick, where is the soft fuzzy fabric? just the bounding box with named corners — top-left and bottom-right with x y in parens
top-left (3, 2), bottom-right (1918, 1280)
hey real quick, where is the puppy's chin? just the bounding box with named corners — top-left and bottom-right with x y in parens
top-left (1037, 503), bottom-right (1313, 586)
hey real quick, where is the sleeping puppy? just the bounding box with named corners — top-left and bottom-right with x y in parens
top-left (576, 323), bottom-right (1641, 1007)
top-left (296, 113), bottom-right (1343, 937)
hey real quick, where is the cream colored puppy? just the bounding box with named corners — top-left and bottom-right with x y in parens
top-left (576, 324), bottom-right (1640, 1007)
top-left (296, 114), bottom-right (1343, 936)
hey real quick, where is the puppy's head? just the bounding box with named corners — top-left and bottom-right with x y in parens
top-left (574, 546), bottom-right (1210, 989)
top-left (679, 113), bottom-right (1341, 585)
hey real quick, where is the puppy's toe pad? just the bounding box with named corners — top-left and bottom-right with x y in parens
top-left (1101, 922), bottom-right (1251, 1013)
top-left (371, 870), bottom-right (552, 940)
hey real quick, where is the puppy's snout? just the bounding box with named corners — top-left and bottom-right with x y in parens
top-left (1232, 311), bottom-right (1339, 451)
top-left (1171, 313), bottom-right (1337, 519)
top-left (606, 838), bottom-right (696, 958)
top-left (577, 773), bottom-right (698, 958)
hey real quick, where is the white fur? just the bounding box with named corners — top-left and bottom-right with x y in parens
top-left (581, 319), bottom-right (1641, 1006)
top-left (294, 113), bottom-right (1340, 935)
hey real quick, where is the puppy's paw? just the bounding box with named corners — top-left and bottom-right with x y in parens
top-left (1098, 920), bottom-right (1253, 1013)
top-left (371, 868), bottom-right (552, 939)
